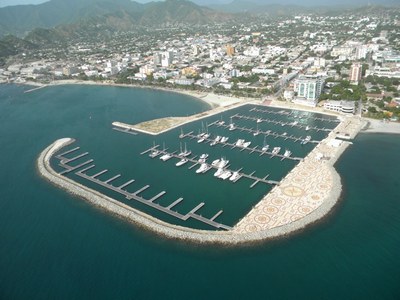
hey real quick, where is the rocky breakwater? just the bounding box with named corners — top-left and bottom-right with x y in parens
top-left (37, 137), bottom-right (350, 246)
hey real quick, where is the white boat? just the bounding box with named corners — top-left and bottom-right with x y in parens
top-left (220, 136), bottom-right (229, 143)
top-left (229, 123), bottom-right (236, 131)
top-left (253, 130), bottom-right (260, 136)
top-left (235, 139), bottom-right (245, 146)
top-left (282, 132), bottom-right (287, 136)
top-left (219, 170), bottom-right (232, 180)
top-left (211, 158), bottom-right (220, 167)
top-left (218, 158), bottom-right (229, 168)
top-left (302, 135), bottom-right (311, 145)
top-left (210, 136), bottom-right (221, 146)
top-left (256, 118), bottom-right (262, 123)
top-left (178, 143), bottom-right (191, 157)
top-left (203, 133), bottom-right (210, 139)
top-left (262, 144), bottom-right (269, 152)
top-left (284, 149), bottom-right (292, 157)
top-left (242, 141), bottom-right (251, 148)
top-left (196, 163), bottom-right (209, 174)
top-left (291, 121), bottom-right (298, 126)
top-left (214, 168), bottom-right (224, 177)
top-left (199, 153), bottom-right (209, 160)
top-left (305, 126), bottom-right (310, 131)
top-left (160, 153), bottom-right (172, 161)
top-left (176, 158), bottom-right (188, 166)
top-left (197, 137), bottom-right (205, 143)
top-left (217, 120), bottom-right (225, 126)
top-left (229, 171), bottom-right (242, 182)
top-left (212, 158), bottom-right (229, 168)
top-left (272, 147), bottom-right (281, 155)
top-left (149, 150), bottom-right (160, 158)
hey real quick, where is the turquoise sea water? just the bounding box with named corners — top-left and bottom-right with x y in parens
top-left (0, 84), bottom-right (399, 299)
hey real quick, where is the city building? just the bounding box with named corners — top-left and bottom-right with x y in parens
top-left (350, 63), bottom-right (362, 84)
top-left (324, 100), bottom-right (356, 114)
top-left (293, 75), bottom-right (324, 107)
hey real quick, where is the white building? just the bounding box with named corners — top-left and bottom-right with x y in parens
top-left (324, 100), bottom-right (355, 114)
top-left (350, 63), bottom-right (362, 84)
top-left (293, 75), bottom-right (324, 107)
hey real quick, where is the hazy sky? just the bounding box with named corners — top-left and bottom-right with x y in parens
top-left (0, 0), bottom-right (396, 8)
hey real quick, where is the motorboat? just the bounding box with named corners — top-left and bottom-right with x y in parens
top-left (214, 168), bottom-right (224, 177)
top-left (272, 147), bottom-right (281, 155)
top-left (219, 170), bottom-right (232, 180)
top-left (220, 136), bottom-right (229, 143)
top-left (242, 141), bottom-right (251, 148)
top-left (149, 150), bottom-right (160, 158)
top-left (284, 149), bottom-right (292, 157)
top-left (235, 139), bottom-right (245, 146)
top-left (196, 163), bottom-right (209, 174)
top-left (159, 153), bottom-right (172, 161)
top-left (229, 171), bottom-right (242, 182)
top-left (176, 158), bottom-right (188, 166)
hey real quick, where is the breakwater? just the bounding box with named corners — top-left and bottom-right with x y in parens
top-left (37, 130), bottom-right (353, 245)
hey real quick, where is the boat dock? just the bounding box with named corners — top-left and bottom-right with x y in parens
top-left (209, 121), bottom-right (319, 144)
top-left (180, 132), bottom-right (303, 162)
top-left (231, 113), bottom-right (331, 133)
top-left (56, 146), bottom-right (231, 230)
top-left (250, 107), bottom-right (340, 123)
top-left (143, 145), bottom-right (280, 186)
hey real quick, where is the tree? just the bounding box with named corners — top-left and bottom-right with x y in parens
top-left (368, 106), bottom-right (377, 113)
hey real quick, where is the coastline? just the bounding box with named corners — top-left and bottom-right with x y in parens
top-left (361, 118), bottom-right (400, 134)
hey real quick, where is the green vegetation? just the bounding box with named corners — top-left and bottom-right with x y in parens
top-left (320, 80), bottom-right (366, 101)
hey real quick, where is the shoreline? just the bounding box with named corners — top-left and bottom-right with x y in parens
top-left (361, 118), bottom-right (400, 134)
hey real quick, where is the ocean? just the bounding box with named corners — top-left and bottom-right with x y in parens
top-left (0, 84), bottom-right (399, 299)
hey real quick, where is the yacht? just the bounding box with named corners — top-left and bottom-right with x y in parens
top-left (199, 153), bottom-right (209, 160)
top-left (302, 135), bottom-right (311, 145)
top-left (228, 123), bottom-right (236, 131)
top-left (149, 150), bottom-right (160, 158)
top-left (178, 143), bottom-right (191, 157)
top-left (262, 144), bottom-right (269, 152)
top-left (219, 170), bottom-right (232, 180)
top-left (235, 139), bottom-right (245, 147)
top-left (218, 158), bottom-right (229, 168)
top-left (220, 136), bottom-right (229, 143)
top-left (160, 153), bottom-right (172, 161)
top-left (256, 118), bottom-right (262, 123)
top-left (214, 168), bottom-right (224, 177)
top-left (284, 149), bottom-right (292, 157)
top-left (282, 132), bottom-right (287, 136)
top-left (196, 163), bottom-right (209, 174)
top-left (176, 158), bottom-right (188, 166)
top-left (291, 121), bottom-right (298, 127)
top-left (210, 136), bottom-right (221, 146)
top-left (211, 158), bottom-right (220, 167)
top-left (197, 136), bottom-right (205, 143)
top-left (229, 171), bottom-right (242, 182)
top-left (253, 124), bottom-right (260, 136)
top-left (217, 120), bottom-right (225, 126)
top-left (305, 126), bottom-right (310, 131)
top-left (242, 141), bottom-right (251, 148)
top-left (272, 147), bottom-right (281, 155)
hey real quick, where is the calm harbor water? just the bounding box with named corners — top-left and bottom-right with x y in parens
top-left (0, 84), bottom-right (399, 299)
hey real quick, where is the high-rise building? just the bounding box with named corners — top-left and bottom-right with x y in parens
top-left (293, 75), bottom-right (324, 107)
top-left (350, 63), bottom-right (362, 84)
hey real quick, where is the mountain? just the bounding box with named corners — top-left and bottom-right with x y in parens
top-left (0, 35), bottom-right (37, 65)
top-left (208, 0), bottom-right (400, 13)
top-left (0, 0), bottom-right (232, 37)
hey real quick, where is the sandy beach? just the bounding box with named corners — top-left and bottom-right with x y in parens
top-left (362, 119), bottom-right (400, 134)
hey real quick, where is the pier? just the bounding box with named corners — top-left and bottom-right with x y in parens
top-left (208, 122), bottom-right (319, 144)
top-left (180, 132), bottom-right (304, 162)
top-left (231, 113), bottom-right (331, 133)
top-left (142, 144), bottom-right (281, 187)
top-left (56, 147), bottom-right (232, 230)
top-left (249, 107), bottom-right (340, 123)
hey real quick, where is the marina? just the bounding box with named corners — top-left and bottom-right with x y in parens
top-left (55, 145), bottom-right (232, 230)
top-left (230, 113), bottom-right (332, 133)
top-left (249, 107), bottom-right (341, 123)
top-left (141, 144), bottom-right (281, 186)
top-left (179, 131), bottom-right (304, 161)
